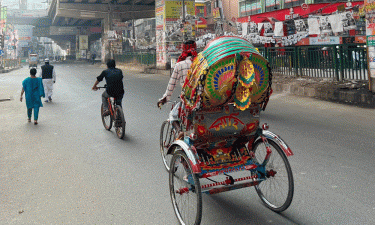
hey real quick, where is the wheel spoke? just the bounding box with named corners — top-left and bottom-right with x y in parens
top-left (170, 151), bottom-right (202, 225)
top-left (253, 138), bottom-right (294, 212)
top-left (160, 121), bottom-right (176, 172)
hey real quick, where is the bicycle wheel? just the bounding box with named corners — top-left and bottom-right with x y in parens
top-left (170, 150), bottom-right (202, 225)
top-left (101, 104), bottom-right (112, 130)
top-left (160, 121), bottom-right (176, 171)
top-left (114, 106), bottom-right (126, 139)
top-left (252, 138), bottom-right (294, 212)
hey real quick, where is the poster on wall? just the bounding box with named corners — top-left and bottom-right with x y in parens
top-left (294, 20), bottom-right (307, 34)
top-left (79, 35), bottom-right (88, 50)
top-left (319, 16), bottom-right (332, 35)
top-left (274, 22), bottom-right (284, 37)
top-left (263, 22), bottom-right (274, 37)
top-left (328, 14), bottom-right (343, 33)
top-left (257, 23), bottom-right (264, 34)
top-left (249, 22), bottom-right (259, 35)
top-left (308, 18), bottom-right (320, 35)
top-left (242, 22), bottom-right (248, 36)
top-left (342, 12), bottom-right (357, 31)
top-left (156, 6), bottom-right (164, 30)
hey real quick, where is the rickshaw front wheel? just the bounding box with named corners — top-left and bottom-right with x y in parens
top-left (252, 138), bottom-right (294, 212)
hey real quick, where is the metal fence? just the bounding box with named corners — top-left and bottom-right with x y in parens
top-left (114, 52), bottom-right (156, 66)
top-left (258, 44), bottom-right (368, 81)
top-left (114, 44), bottom-right (368, 81)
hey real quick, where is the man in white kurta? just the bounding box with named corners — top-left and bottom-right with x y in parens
top-left (39, 58), bottom-right (56, 102)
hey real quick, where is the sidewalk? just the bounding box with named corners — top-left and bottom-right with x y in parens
top-left (0, 65), bottom-right (22, 73)
top-left (119, 62), bottom-right (375, 108)
top-left (272, 73), bottom-right (375, 108)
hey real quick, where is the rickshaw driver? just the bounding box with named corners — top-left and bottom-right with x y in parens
top-left (157, 40), bottom-right (197, 139)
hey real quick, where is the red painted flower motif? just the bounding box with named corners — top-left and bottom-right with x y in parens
top-left (246, 123), bottom-right (256, 131)
top-left (197, 125), bottom-right (206, 135)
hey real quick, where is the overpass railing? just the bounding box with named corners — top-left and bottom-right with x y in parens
top-left (258, 44), bottom-right (368, 81)
top-left (114, 52), bottom-right (156, 66)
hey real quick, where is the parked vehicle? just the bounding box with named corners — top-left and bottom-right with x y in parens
top-left (29, 54), bottom-right (39, 68)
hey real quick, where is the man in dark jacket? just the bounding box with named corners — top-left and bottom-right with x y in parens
top-left (39, 58), bottom-right (56, 102)
top-left (92, 59), bottom-right (124, 114)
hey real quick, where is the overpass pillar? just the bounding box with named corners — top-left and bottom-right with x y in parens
top-left (101, 14), bottom-right (122, 63)
top-left (102, 18), bottom-right (111, 63)
top-left (155, 0), bottom-right (195, 69)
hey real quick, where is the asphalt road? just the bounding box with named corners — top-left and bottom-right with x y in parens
top-left (1, 62), bottom-right (375, 224)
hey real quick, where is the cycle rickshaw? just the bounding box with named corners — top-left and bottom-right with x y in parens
top-left (160, 36), bottom-right (294, 225)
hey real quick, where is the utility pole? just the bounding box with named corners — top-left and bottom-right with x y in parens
top-left (131, 0), bottom-right (135, 52)
top-left (182, 0), bottom-right (186, 41)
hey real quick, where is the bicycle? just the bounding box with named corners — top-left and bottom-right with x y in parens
top-left (98, 86), bottom-right (126, 139)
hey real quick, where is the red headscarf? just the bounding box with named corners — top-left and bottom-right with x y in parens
top-left (177, 41), bottom-right (197, 63)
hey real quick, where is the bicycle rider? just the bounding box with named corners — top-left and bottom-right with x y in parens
top-left (157, 40), bottom-right (197, 139)
top-left (92, 59), bottom-right (124, 115)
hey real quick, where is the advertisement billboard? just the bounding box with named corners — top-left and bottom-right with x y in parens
top-left (79, 35), bottom-right (88, 50)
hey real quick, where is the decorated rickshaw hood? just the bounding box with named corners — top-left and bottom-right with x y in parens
top-left (181, 36), bottom-right (272, 113)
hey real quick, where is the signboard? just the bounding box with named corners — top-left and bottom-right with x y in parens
top-left (285, 14), bottom-right (299, 20)
top-left (50, 26), bottom-right (78, 35)
top-left (301, 3), bottom-right (309, 11)
top-left (79, 35), bottom-right (88, 50)
top-left (309, 36), bottom-right (341, 45)
top-left (165, 0), bottom-right (195, 23)
top-left (113, 22), bottom-right (131, 31)
top-left (111, 41), bottom-right (122, 54)
top-left (156, 6), bottom-right (164, 30)
top-left (355, 36), bottom-right (366, 43)
top-left (365, 0), bottom-right (375, 91)
top-left (213, 7), bottom-right (221, 19)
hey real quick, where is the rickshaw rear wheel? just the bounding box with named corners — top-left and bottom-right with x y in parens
top-left (160, 120), bottom-right (176, 171)
top-left (252, 138), bottom-right (294, 212)
top-left (169, 150), bottom-right (202, 225)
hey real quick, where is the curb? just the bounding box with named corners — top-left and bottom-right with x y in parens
top-left (144, 67), bottom-right (170, 76)
top-left (0, 66), bottom-right (22, 73)
top-left (273, 81), bottom-right (375, 108)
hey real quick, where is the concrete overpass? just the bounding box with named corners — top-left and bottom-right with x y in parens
top-left (48, 0), bottom-right (155, 27)
top-left (30, 0), bottom-right (156, 60)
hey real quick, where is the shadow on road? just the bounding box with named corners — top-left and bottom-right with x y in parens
top-left (206, 193), bottom-right (301, 224)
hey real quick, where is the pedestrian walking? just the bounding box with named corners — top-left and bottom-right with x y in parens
top-left (20, 68), bottom-right (45, 125)
top-left (39, 58), bottom-right (56, 102)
